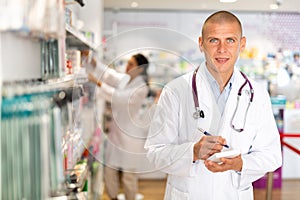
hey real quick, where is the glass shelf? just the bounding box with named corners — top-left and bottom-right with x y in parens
top-left (65, 24), bottom-right (98, 51)
top-left (47, 74), bottom-right (75, 88)
top-left (47, 70), bottom-right (88, 88)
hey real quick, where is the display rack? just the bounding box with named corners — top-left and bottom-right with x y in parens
top-left (1, 1), bottom-right (104, 199)
top-left (0, 0), bottom-right (102, 200)
top-left (63, 26), bottom-right (95, 171)
top-left (63, 4), bottom-right (105, 199)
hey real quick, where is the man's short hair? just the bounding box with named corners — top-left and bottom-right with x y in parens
top-left (202, 11), bottom-right (243, 37)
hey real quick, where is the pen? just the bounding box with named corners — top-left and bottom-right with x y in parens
top-left (197, 128), bottom-right (229, 148)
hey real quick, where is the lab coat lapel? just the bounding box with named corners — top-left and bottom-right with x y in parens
top-left (197, 63), bottom-right (222, 134)
top-left (197, 63), bottom-right (211, 108)
top-left (224, 69), bottom-right (242, 117)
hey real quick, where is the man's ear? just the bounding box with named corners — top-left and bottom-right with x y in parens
top-left (198, 36), bottom-right (203, 52)
top-left (240, 36), bottom-right (246, 52)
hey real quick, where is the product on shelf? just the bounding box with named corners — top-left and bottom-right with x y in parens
top-left (1, 86), bottom-right (64, 199)
top-left (0, 79), bottom-right (96, 199)
top-left (0, 0), bottom-right (65, 39)
top-left (41, 39), bottom-right (62, 80)
top-left (66, 49), bottom-right (81, 74)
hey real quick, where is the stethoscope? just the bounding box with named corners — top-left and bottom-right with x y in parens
top-left (192, 66), bottom-right (254, 132)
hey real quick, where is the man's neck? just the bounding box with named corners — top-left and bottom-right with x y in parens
top-left (206, 66), bottom-right (233, 93)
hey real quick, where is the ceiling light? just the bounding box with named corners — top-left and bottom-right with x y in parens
top-left (219, 0), bottom-right (238, 3)
top-left (270, 3), bottom-right (279, 9)
top-left (131, 2), bottom-right (138, 8)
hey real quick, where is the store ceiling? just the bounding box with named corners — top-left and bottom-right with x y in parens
top-left (104, 0), bottom-right (300, 12)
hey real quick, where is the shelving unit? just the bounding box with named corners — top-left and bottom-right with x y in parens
top-left (62, 2), bottom-right (105, 199)
top-left (1, 1), bottom-right (104, 200)
top-left (63, 23), bottom-right (100, 170)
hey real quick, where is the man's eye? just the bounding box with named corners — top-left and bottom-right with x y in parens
top-left (227, 38), bottom-right (235, 43)
top-left (209, 38), bottom-right (218, 43)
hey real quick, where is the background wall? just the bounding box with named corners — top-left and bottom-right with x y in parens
top-left (0, 33), bottom-right (41, 81)
top-left (103, 10), bottom-right (300, 61)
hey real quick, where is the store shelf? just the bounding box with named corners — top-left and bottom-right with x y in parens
top-left (1, 1), bottom-right (103, 199)
top-left (48, 196), bottom-right (68, 200)
top-left (47, 74), bottom-right (75, 88)
top-left (66, 24), bottom-right (98, 50)
top-left (47, 70), bottom-right (88, 87)
top-left (2, 72), bottom-right (87, 97)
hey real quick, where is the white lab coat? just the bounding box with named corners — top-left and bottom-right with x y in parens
top-left (98, 75), bottom-right (149, 171)
top-left (145, 62), bottom-right (282, 200)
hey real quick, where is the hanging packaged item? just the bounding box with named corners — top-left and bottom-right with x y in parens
top-left (0, 0), bottom-right (27, 31)
top-left (1, 0), bottom-right (65, 39)
top-left (41, 39), bottom-right (64, 80)
top-left (1, 92), bottom-right (52, 199)
top-left (1, 82), bottom-right (72, 199)
top-left (27, 0), bottom-right (65, 38)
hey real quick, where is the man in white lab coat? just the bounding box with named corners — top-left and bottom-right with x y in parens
top-left (145, 11), bottom-right (282, 200)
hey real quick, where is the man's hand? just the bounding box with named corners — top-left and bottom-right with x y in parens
top-left (193, 136), bottom-right (227, 161)
top-left (204, 155), bottom-right (243, 172)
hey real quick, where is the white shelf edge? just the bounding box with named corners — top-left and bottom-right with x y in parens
top-left (47, 71), bottom-right (88, 88)
top-left (65, 24), bottom-right (98, 50)
top-left (47, 74), bottom-right (75, 88)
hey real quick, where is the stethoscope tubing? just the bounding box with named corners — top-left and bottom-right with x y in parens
top-left (192, 66), bottom-right (254, 132)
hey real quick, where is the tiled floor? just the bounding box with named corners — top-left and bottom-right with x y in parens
top-left (102, 179), bottom-right (300, 200)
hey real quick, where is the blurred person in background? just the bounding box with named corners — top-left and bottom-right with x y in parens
top-left (89, 54), bottom-right (149, 200)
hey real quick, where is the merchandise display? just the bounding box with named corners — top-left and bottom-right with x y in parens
top-left (0, 76), bottom-right (103, 199)
top-left (1, 1), bottom-right (105, 199)
top-left (1, 84), bottom-right (65, 199)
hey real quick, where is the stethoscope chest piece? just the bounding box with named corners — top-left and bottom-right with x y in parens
top-left (193, 109), bottom-right (205, 119)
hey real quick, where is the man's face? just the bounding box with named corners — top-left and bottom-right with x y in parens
top-left (199, 21), bottom-right (246, 76)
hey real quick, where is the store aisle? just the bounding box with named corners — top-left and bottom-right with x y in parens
top-left (101, 179), bottom-right (165, 200)
top-left (102, 179), bottom-right (300, 200)
top-left (254, 179), bottom-right (300, 200)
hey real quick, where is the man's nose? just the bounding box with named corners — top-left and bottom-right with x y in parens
top-left (217, 41), bottom-right (227, 53)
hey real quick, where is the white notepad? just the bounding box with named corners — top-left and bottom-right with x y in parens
top-left (207, 149), bottom-right (241, 163)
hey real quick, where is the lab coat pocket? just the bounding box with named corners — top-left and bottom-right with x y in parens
top-left (165, 183), bottom-right (189, 200)
top-left (238, 186), bottom-right (253, 200)
top-left (230, 125), bottom-right (256, 154)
